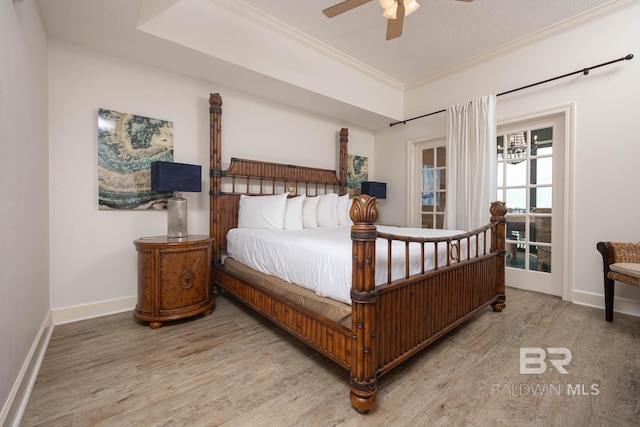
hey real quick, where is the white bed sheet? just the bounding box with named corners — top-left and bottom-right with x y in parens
top-left (226, 226), bottom-right (474, 305)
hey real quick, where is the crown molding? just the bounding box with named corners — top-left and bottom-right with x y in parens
top-left (199, 0), bottom-right (638, 92)
top-left (214, 0), bottom-right (405, 91)
top-left (406, 0), bottom-right (640, 90)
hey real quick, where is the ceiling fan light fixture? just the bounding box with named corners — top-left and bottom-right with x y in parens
top-left (382, 2), bottom-right (398, 19)
top-left (404, 0), bottom-right (420, 16)
top-left (380, 1), bottom-right (420, 19)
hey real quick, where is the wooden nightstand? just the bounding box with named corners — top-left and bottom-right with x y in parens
top-left (133, 235), bottom-right (215, 328)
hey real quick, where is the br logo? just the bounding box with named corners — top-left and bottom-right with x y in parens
top-left (519, 347), bottom-right (572, 375)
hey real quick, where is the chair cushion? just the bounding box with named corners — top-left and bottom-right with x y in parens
top-left (610, 263), bottom-right (640, 279)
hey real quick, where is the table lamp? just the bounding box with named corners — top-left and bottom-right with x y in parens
top-left (361, 181), bottom-right (387, 200)
top-left (150, 161), bottom-right (202, 238)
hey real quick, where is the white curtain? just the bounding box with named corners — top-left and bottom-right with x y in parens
top-left (445, 94), bottom-right (497, 231)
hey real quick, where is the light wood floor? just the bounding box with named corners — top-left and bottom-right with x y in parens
top-left (21, 288), bottom-right (640, 427)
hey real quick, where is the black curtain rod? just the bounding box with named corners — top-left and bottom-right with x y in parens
top-left (389, 53), bottom-right (634, 127)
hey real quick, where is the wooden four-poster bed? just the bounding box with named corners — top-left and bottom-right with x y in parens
top-left (208, 93), bottom-right (507, 412)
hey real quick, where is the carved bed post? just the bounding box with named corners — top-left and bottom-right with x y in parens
top-left (209, 93), bottom-right (223, 262)
top-left (349, 194), bottom-right (379, 413)
top-left (490, 201), bottom-right (507, 312)
top-left (339, 128), bottom-right (348, 195)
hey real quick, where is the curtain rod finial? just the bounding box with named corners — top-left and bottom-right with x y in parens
top-left (625, 54), bottom-right (634, 60)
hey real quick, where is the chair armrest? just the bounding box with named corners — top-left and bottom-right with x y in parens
top-left (597, 242), bottom-right (614, 277)
top-left (607, 242), bottom-right (640, 264)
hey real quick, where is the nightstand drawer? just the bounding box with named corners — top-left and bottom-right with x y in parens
top-left (133, 235), bottom-right (215, 328)
top-left (158, 246), bottom-right (209, 314)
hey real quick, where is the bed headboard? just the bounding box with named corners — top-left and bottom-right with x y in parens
top-left (209, 93), bottom-right (349, 261)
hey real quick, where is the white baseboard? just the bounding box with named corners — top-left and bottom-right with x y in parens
top-left (572, 289), bottom-right (640, 319)
top-left (52, 295), bottom-right (137, 325)
top-left (0, 311), bottom-right (54, 427)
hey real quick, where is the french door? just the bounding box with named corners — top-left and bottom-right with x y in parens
top-left (408, 138), bottom-right (447, 229)
top-left (407, 108), bottom-right (571, 297)
top-left (497, 114), bottom-right (566, 297)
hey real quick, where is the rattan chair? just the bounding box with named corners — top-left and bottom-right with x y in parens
top-left (596, 241), bottom-right (640, 322)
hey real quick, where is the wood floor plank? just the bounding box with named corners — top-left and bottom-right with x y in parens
top-left (20, 288), bottom-right (640, 426)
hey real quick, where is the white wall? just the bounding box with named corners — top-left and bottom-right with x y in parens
top-left (375, 4), bottom-right (640, 313)
top-left (0, 0), bottom-right (50, 423)
top-left (48, 39), bottom-right (375, 319)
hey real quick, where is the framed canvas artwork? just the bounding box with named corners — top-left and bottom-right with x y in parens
top-left (97, 109), bottom-right (174, 209)
top-left (347, 154), bottom-right (368, 197)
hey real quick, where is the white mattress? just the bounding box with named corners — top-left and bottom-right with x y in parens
top-left (226, 226), bottom-right (474, 305)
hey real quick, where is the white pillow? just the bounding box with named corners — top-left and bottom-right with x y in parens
top-left (302, 196), bottom-right (320, 229)
top-left (337, 194), bottom-right (353, 226)
top-left (284, 195), bottom-right (305, 230)
top-left (317, 193), bottom-right (339, 227)
top-left (237, 193), bottom-right (288, 230)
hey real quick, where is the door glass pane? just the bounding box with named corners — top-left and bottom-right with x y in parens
top-left (438, 170), bottom-right (446, 190)
top-left (530, 187), bottom-right (552, 210)
top-left (506, 161), bottom-right (527, 186)
top-left (436, 192), bottom-right (446, 212)
top-left (531, 244), bottom-right (552, 273)
top-left (532, 127), bottom-right (553, 156)
top-left (437, 147), bottom-right (446, 167)
top-left (506, 242), bottom-right (524, 270)
top-left (506, 188), bottom-right (526, 211)
top-left (497, 164), bottom-right (504, 187)
top-left (422, 149), bottom-right (434, 166)
top-left (530, 212), bottom-right (551, 243)
top-left (507, 215), bottom-right (526, 242)
top-left (422, 192), bottom-right (435, 208)
top-left (530, 157), bottom-right (553, 185)
top-left (422, 168), bottom-right (434, 191)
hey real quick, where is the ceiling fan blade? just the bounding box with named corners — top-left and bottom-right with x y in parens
top-left (386, 2), bottom-right (405, 40)
top-left (323, 0), bottom-right (373, 18)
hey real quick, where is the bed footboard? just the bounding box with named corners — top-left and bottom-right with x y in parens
top-left (348, 196), bottom-right (506, 413)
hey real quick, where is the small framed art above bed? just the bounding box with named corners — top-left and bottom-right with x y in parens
top-left (208, 93), bottom-right (507, 413)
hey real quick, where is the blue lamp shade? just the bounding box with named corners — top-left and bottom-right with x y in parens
top-left (361, 181), bottom-right (387, 199)
top-left (150, 161), bottom-right (202, 193)
top-left (150, 161), bottom-right (201, 239)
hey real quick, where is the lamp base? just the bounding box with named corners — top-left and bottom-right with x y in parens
top-left (167, 192), bottom-right (187, 239)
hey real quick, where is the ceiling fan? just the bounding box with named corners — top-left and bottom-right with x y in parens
top-left (323, 0), bottom-right (474, 40)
